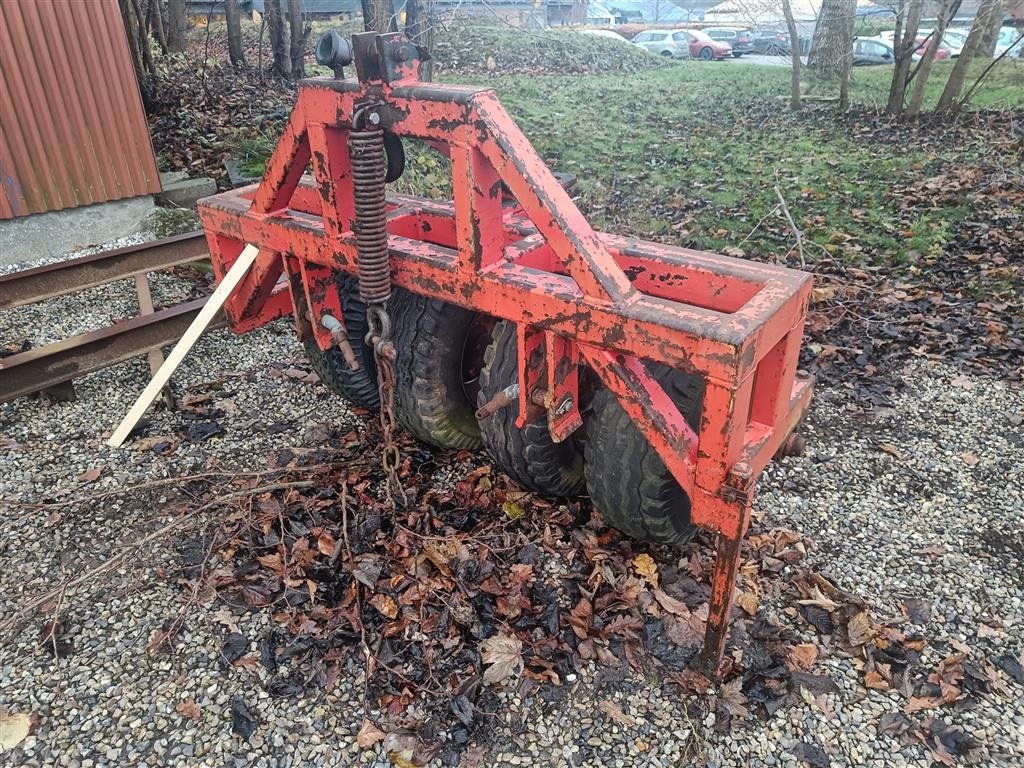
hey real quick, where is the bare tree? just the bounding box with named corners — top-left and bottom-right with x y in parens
top-left (118, 0), bottom-right (157, 108)
top-left (885, 0), bottom-right (924, 115)
top-left (975, 2), bottom-right (1006, 58)
top-left (405, 0), bottom-right (435, 81)
top-left (166, 0), bottom-right (187, 53)
top-left (808, 0), bottom-right (855, 77)
top-left (936, 0), bottom-right (1005, 112)
top-left (361, 0), bottom-right (396, 34)
top-left (265, 0), bottom-right (290, 77)
top-left (289, 0), bottom-right (311, 78)
top-left (146, 0), bottom-right (167, 53)
top-left (906, 0), bottom-right (959, 118)
top-left (781, 0), bottom-right (802, 110)
top-left (808, 0), bottom-right (855, 109)
top-left (225, 0), bottom-right (247, 67)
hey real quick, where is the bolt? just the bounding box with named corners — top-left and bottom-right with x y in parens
top-left (554, 395), bottom-right (574, 417)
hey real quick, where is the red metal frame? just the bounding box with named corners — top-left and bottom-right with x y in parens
top-left (197, 33), bottom-right (813, 673)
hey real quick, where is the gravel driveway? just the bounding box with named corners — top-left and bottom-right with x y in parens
top-left (1, 241), bottom-right (1021, 768)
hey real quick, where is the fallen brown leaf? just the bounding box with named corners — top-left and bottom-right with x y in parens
top-left (356, 719), bottom-right (385, 748)
top-left (0, 712), bottom-right (34, 750)
top-left (789, 643), bottom-right (819, 671)
top-left (175, 699), bottom-right (201, 720)
top-left (598, 699), bottom-right (637, 726)
top-left (632, 554), bottom-right (659, 587)
top-left (77, 467), bottom-right (102, 483)
top-left (651, 588), bottom-right (689, 617)
top-left (480, 632), bottom-right (523, 685)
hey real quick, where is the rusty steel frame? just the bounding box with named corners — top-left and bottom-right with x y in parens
top-left (196, 32), bottom-right (814, 673)
top-left (0, 234), bottom-right (215, 403)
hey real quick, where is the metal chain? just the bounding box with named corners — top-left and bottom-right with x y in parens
top-left (349, 111), bottom-right (407, 509)
top-left (367, 304), bottom-right (408, 508)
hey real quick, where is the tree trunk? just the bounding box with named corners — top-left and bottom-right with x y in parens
top-left (130, 0), bottom-right (156, 75)
top-left (361, 0), bottom-right (396, 34)
top-left (166, 0), bottom-right (187, 53)
top-left (906, 0), bottom-right (958, 118)
top-left (288, 0), bottom-right (310, 78)
top-left (781, 0), bottom-right (801, 110)
top-left (936, 0), bottom-right (1002, 112)
top-left (118, 0), bottom-right (156, 109)
top-left (405, 0), bottom-right (434, 81)
top-left (976, 2), bottom-right (1004, 58)
top-left (808, 0), bottom-right (856, 80)
top-left (886, 0), bottom-right (924, 115)
top-left (265, 0), bottom-right (290, 78)
top-left (225, 0), bottom-right (246, 67)
top-left (148, 0), bottom-right (166, 53)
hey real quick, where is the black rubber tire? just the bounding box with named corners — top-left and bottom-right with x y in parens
top-left (584, 366), bottom-right (704, 545)
top-left (303, 273), bottom-right (379, 410)
top-left (390, 290), bottom-right (483, 450)
top-left (477, 321), bottom-right (585, 497)
top-left (699, 47), bottom-right (713, 61)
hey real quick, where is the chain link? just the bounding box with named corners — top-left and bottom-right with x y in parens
top-left (367, 304), bottom-right (408, 508)
top-left (349, 113), bottom-right (407, 509)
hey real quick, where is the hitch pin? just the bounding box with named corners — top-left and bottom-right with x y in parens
top-left (320, 314), bottom-right (361, 372)
top-left (475, 383), bottom-right (520, 420)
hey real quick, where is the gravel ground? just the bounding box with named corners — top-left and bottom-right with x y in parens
top-left (1, 240), bottom-right (1022, 768)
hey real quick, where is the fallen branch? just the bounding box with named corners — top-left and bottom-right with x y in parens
top-left (0, 480), bottom-right (314, 638)
top-left (0, 463), bottom-right (341, 510)
top-left (774, 179), bottom-right (807, 269)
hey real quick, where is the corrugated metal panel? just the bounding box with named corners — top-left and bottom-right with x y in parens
top-left (0, 0), bottom-right (161, 220)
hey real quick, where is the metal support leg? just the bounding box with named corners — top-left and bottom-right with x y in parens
top-left (697, 527), bottom-right (745, 676)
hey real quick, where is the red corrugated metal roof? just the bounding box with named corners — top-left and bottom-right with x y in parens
top-left (0, 0), bottom-right (161, 220)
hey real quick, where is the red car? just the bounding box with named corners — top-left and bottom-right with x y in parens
top-left (679, 29), bottom-right (733, 60)
top-left (915, 36), bottom-right (951, 59)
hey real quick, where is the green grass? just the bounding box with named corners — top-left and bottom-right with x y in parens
top-left (846, 58), bottom-right (1024, 111)
top-left (444, 60), bottom-right (1022, 265)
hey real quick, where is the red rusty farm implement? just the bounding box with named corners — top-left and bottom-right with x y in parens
top-left (197, 32), bottom-right (814, 672)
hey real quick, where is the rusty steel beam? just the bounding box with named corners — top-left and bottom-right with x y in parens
top-left (0, 299), bottom-right (226, 403)
top-left (0, 232), bottom-right (209, 310)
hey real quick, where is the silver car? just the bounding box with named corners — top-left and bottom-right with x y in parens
top-left (631, 30), bottom-right (692, 59)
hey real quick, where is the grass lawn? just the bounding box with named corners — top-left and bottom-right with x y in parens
top-left (453, 60), bottom-right (1023, 267)
top-left (166, 22), bottom-right (1021, 276)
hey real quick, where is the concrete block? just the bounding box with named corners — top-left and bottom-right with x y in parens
top-left (156, 176), bottom-right (217, 209)
top-left (0, 196), bottom-right (156, 267)
top-left (159, 170), bottom-right (190, 186)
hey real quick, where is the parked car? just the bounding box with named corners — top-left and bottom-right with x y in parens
top-left (630, 29), bottom-right (691, 59)
top-left (852, 37), bottom-right (895, 65)
top-left (750, 29), bottom-right (809, 56)
top-left (994, 27), bottom-right (1024, 58)
top-left (875, 31), bottom-right (952, 60)
top-left (703, 27), bottom-right (754, 57)
top-left (940, 29), bottom-right (968, 56)
top-left (580, 29), bottom-right (631, 44)
top-left (676, 29), bottom-right (733, 60)
top-left (914, 36), bottom-right (952, 60)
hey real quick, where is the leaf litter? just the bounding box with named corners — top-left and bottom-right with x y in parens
top-left (144, 418), bottom-right (1020, 766)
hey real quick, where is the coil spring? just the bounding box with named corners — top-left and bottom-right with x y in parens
top-left (349, 126), bottom-right (390, 305)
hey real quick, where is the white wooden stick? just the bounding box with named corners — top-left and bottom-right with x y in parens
top-left (107, 244), bottom-right (260, 448)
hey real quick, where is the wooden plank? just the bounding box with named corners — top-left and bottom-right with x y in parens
top-left (107, 244), bottom-right (259, 448)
